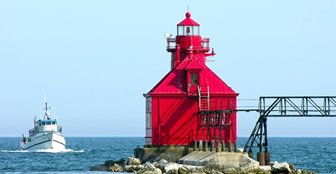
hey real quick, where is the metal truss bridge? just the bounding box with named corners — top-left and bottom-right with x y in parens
top-left (237, 96), bottom-right (336, 165)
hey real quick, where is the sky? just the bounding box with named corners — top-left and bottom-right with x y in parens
top-left (0, 0), bottom-right (336, 137)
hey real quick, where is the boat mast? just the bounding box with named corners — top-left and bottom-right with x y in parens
top-left (44, 102), bottom-right (50, 120)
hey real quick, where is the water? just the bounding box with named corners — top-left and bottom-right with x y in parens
top-left (1, 137), bottom-right (336, 173)
top-left (0, 137), bottom-right (143, 173)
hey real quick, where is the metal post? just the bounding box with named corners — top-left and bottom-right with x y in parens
top-left (222, 140), bottom-right (225, 152)
top-left (193, 140), bottom-right (197, 151)
top-left (257, 152), bottom-right (265, 166)
top-left (264, 117), bottom-right (270, 165)
top-left (228, 141), bottom-right (232, 152)
top-left (210, 140), bottom-right (213, 152)
top-left (259, 116), bottom-right (264, 155)
top-left (234, 141), bottom-right (237, 152)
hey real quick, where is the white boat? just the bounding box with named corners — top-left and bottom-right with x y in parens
top-left (20, 102), bottom-right (66, 151)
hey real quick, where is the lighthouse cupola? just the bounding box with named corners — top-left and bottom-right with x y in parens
top-left (177, 12), bottom-right (200, 36)
top-left (167, 12), bottom-right (214, 69)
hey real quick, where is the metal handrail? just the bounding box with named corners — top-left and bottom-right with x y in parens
top-left (166, 37), bottom-right (210, 50)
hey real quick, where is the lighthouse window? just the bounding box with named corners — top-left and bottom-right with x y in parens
top-left (194, 26), bottom-right (199, 35)
top-left (178, 26), bottom-right (200, 36)
top-left (190, 73), bottom-right (199, 85)
top-left (177, 26), bottom-right (184, 36)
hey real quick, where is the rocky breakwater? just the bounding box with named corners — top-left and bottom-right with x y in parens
top-left (90, 155), bottom-right (315, 174)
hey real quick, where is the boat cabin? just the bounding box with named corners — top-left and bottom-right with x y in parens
top-left (29, 118), bottom-right (62, 136)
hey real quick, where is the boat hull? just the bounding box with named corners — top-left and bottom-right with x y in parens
top-left (20, 132), bottom-right (65, 150)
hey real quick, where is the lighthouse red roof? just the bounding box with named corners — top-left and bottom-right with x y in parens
top-left (177, 12), bottom-right (200, 26)
top-left (148, 57), bottom-right (237, 95)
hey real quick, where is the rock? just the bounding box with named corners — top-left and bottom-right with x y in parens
top-left (104, 160), bottom-right (115, 166)
top-left (90, 164), bottom-right (107, 171)
top-left (288, 163), bottom-right (296, 171)
top-left (178, 166), bottom-right (189, 174)
top-left (259, 165), bottom-right (272, 172)
top-left (154, 168), bottom-right (162, 174)
top-left (297, 169), bottom-right (302, 174)
top-left (203, 168), bottom-right (223, 174)
top-left (141, 171), bottom-right (154, 174)
top-left (189, 167), bottom-right (205, 174)
top-left (109, 163), bottom-right (123, 172)
top-left (272, 161), bottom-right (291, 173)
top-left (222, 167), bottom-right (237, 174)
top-left (124, 164), bottom-right (143, 172)
top-left (127, 157), bottom-right (141, 165)
top-left (238, 154), bottom-right (260, 171)
top-left (144, 162), bottom-right (157, 171)
top-left (92, 155), bottom-right (314, 174)
top-left (300, 170), bottom-right (316, 174)
top-left (164, 162), bottom-right (181, 174)
top-left (123, 165), bottom-right (133, 172)
top-left (155, 159), bottom-right (168, 170)
top-left (105, 159), bottom-right (126, 166)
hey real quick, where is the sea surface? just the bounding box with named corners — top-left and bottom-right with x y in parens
top-left (0, 137), bottom-right (335, 173)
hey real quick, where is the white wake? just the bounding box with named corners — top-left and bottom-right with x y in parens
top-left (0, 149), bottom-right (84, 153)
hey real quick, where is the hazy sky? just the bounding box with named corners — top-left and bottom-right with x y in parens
top-left (1, 1), bottom-right (335, 137)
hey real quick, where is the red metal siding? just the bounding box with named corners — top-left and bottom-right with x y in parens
top-left (151, 96), bottom-right (198, 145)
top-left (150, 96), bottom-right (237, 145)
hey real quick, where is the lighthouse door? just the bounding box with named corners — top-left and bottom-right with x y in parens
top-left (188, 72), bottom-right (199, 94)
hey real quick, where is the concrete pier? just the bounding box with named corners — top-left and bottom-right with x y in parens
top-left (134, 146), bottom-right (193, 162)
top-left (178, 151), bottom-right (259, 170)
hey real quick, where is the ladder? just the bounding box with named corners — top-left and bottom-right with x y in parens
top-left (198, 85), bottom-right (210, 111)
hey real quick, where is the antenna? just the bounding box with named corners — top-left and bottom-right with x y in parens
top-left (54, 105), bottom-right (57, 120)
top-left (44, 91), bottom-right (47, 104)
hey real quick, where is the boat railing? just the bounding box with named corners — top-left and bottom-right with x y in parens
top-left (57, 126), bottom-right (62, 133)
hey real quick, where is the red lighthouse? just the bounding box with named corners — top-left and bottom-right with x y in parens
top-left (145, 12), bottom-right (238, 148)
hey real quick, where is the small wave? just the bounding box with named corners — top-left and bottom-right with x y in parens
top-left (0, 149), bottom-right (84, 153)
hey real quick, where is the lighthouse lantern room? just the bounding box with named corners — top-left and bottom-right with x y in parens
top-left (145, 12), bottom-right (238, 149)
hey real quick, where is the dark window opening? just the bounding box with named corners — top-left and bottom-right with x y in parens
top-left (190, 73), bottom-right (199, 85)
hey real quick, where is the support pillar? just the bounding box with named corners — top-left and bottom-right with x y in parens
top-left (210, 140), bottom-right (213, 152)
top-left (193, 140), bottom-right (197, 151)
top-left (257, 152), bottom-right (265, 166)
top-left (234, 141), bottom-right (237, 152)
top-left (265, 151), bottom-right (270, 165)
top-left (221, 140), bottom-right (225, 152)
top-left (228, 141), bottom-right (232, 152)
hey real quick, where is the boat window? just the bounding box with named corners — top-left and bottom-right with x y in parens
top-left (47, 122), bottom-right (51, 125)
top-left (42, 122), bottom-right (46, 126)
top-left (52, 121), bottom-right (56, 125)
top-left (39, 123), bottom-right (42, 126)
